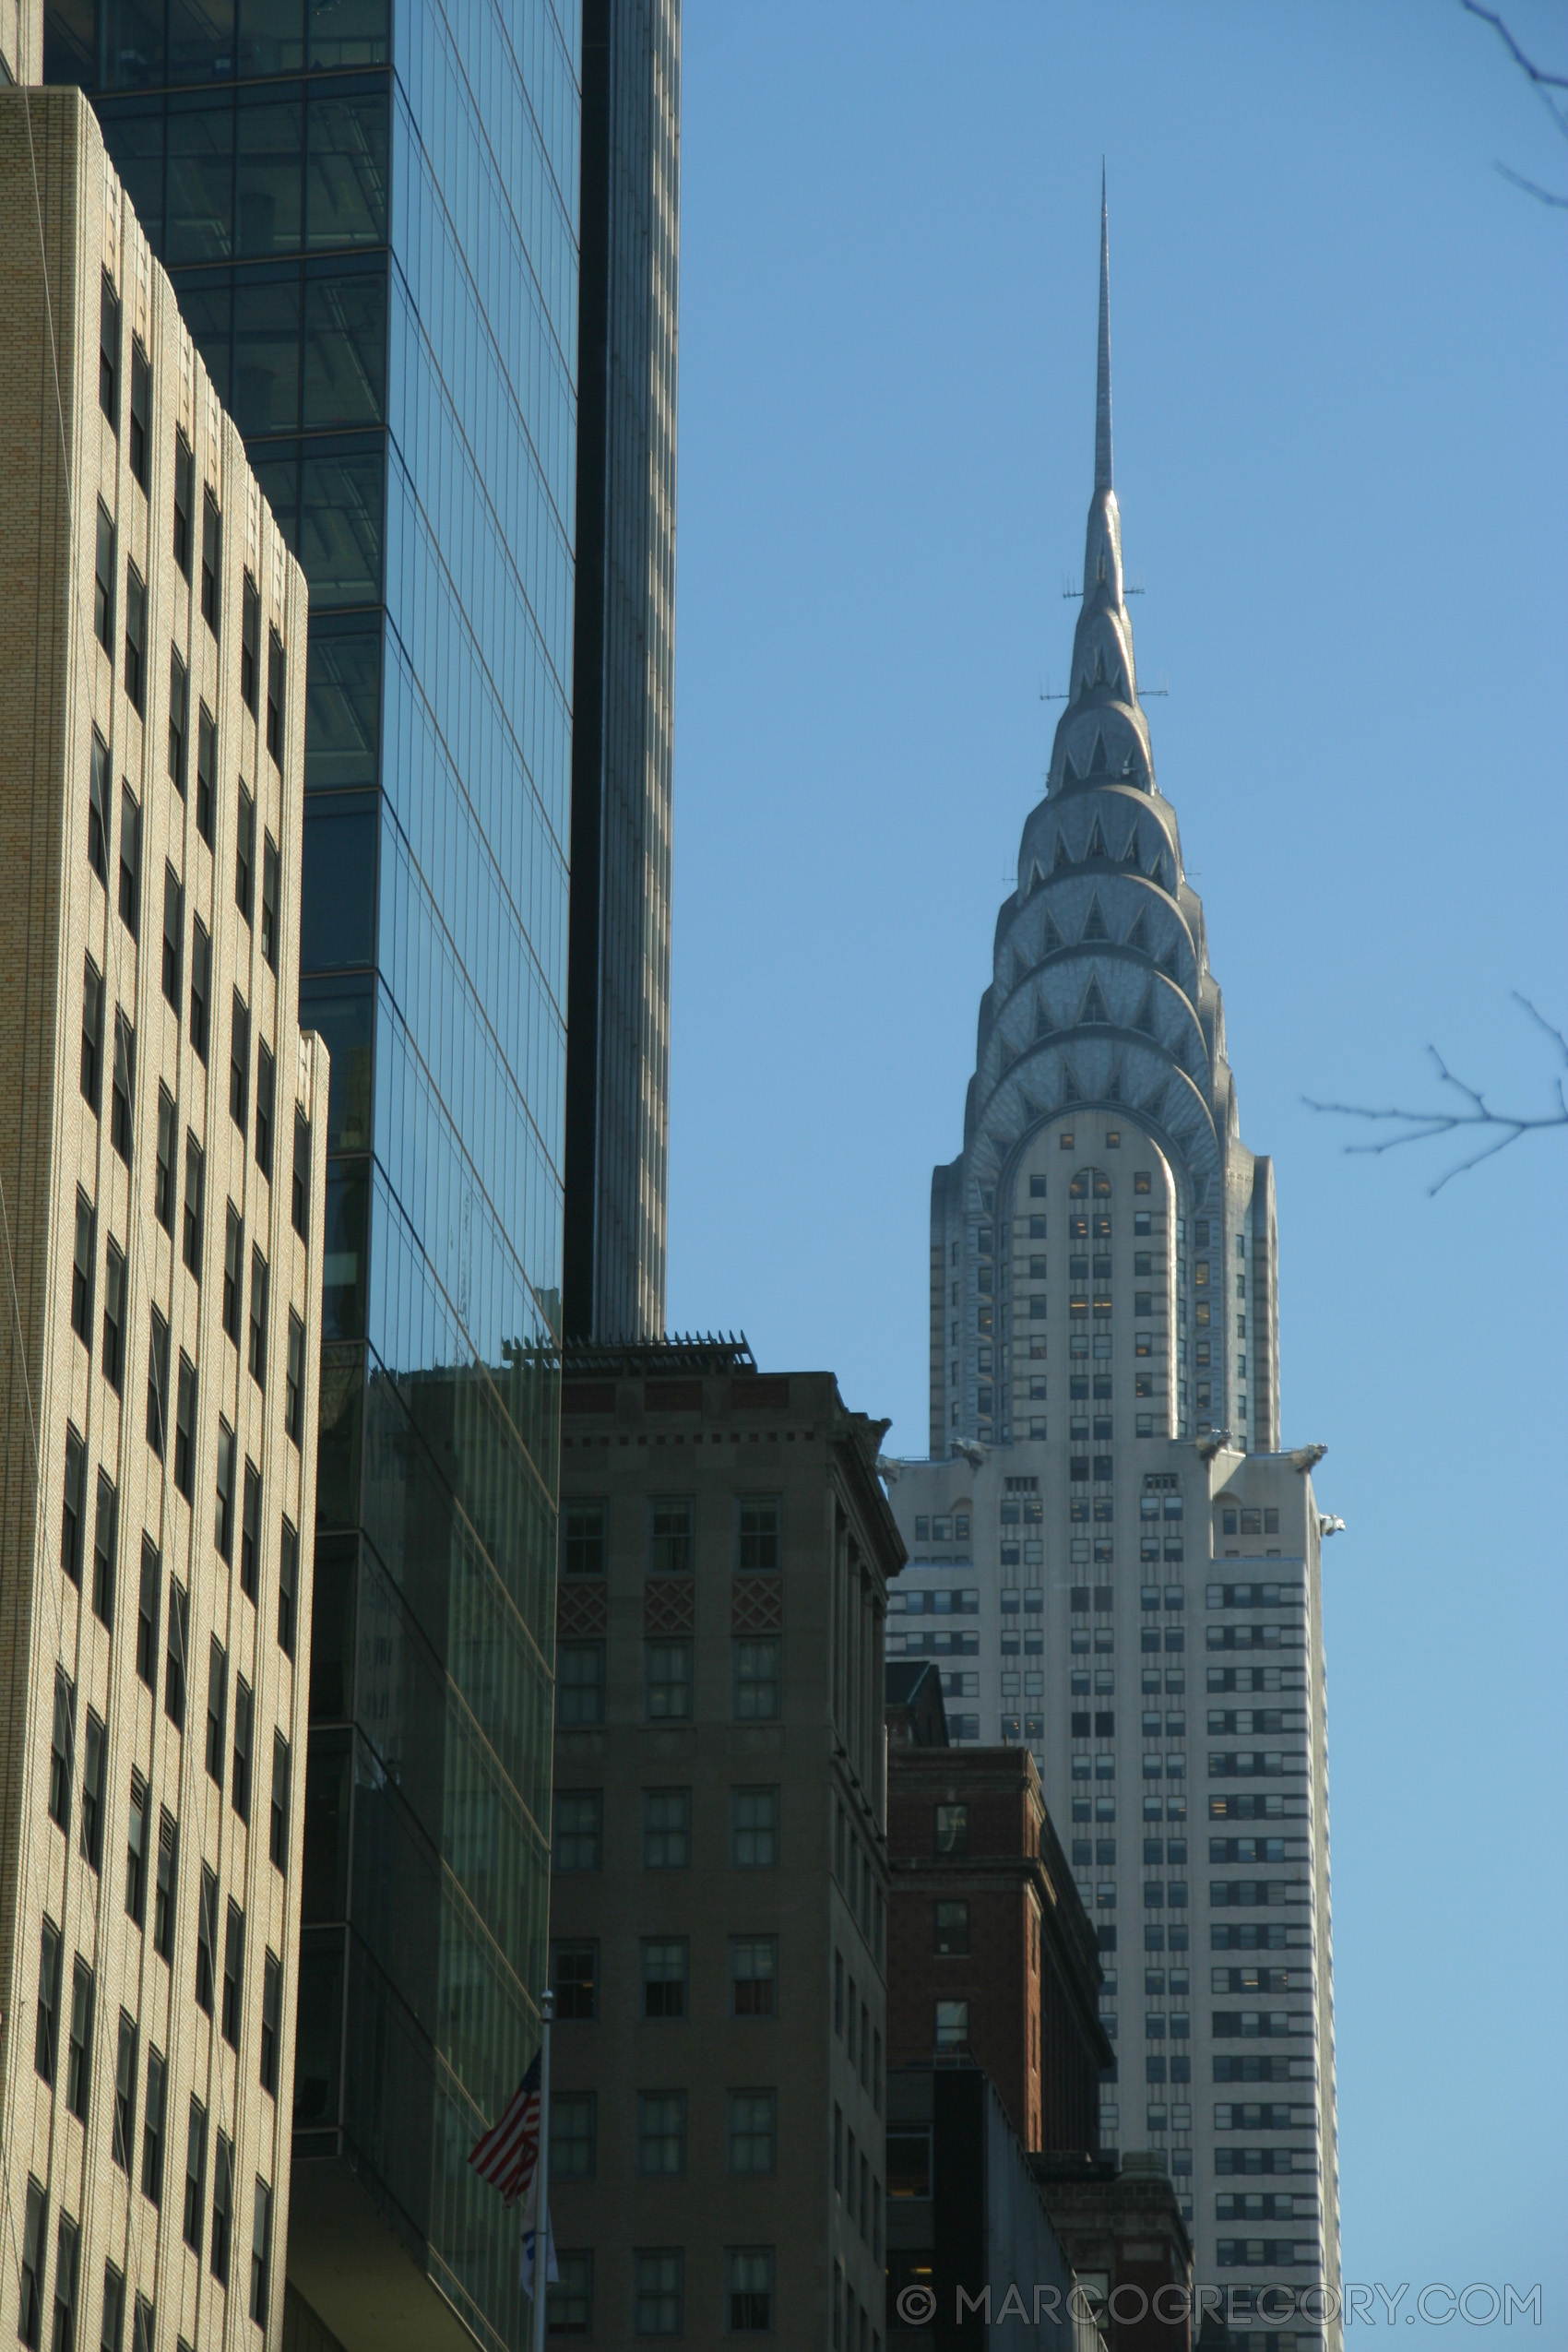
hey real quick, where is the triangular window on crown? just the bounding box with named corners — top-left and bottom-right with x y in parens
top-left (1089, 731), bottom-right (1110, 775)
top-left (1053, 834), bottom-right (1072, 872)
top-left (1013, 950), bottom-right (1032, 992)
top-left (1134, 984), bottom-right (1158, 1036)
top-left (1086, 818), bottom-right (1108, 861)
top-left (1160, 941), bottom-right (1181, 980)
top-left (1035, 997), bottom-right (1056, 1039)
top-left (1028, 859), bottom-right (1045, 894)
top-left (1147, 849), bottom-right (1167, 887)
top-left (1059, 754), bottom-right (1077, 790)
top-left (1125, 909), bottom-right (1149, 954)
top-left (1062, 1065), bottom-right (1082, 1101)
top-left (1082, 895), bottom-right (1109, 943)
top-left (1081, 977), bottom-right (1111, 1026)
top-left (1041, 910), bottom-right (1065, 956)
top-left (1123, 826), bottom-right (1141, 864)
top-left (1106, 1065), bottom-right (1123, 1100)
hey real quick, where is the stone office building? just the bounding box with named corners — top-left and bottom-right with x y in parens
top-left (547, 1342), bottom-right (903, 2347)
top-left (0, 89), bottom-right (327, 2352)
top-left (888, 196), bottom-right (1340, 2344)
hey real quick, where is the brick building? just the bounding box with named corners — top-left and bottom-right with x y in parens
top-left (886, 1741), bottom-right (1108, 2157)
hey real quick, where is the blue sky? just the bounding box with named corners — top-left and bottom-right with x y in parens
top-left (663, 2), bottom-right (1566, 2334)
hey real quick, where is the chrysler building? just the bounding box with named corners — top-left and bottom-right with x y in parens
top-left (885, 194), bottom-right (1343, 2344)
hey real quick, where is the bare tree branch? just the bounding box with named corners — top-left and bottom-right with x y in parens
top-left (1459, 0), bottom-right (1568, 206)
top-left (1304, 995), bottom-right (1568, 1194)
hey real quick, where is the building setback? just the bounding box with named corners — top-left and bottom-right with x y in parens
top-left (564, 0), bottom-right (680, 1344)
top-left (42, 10), bottom-right (579, 2346)
top-left (549, 1343), bottom-right (901, 2346)
top-left (887, 195), bottom-right (1341, 2346)
top-left (0, 86), bottom-right (326, 2352)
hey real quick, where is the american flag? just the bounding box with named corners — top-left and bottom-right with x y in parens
top-left (468, 2051), bottom-right (542, 2208)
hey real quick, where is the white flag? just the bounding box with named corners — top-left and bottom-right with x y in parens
top-left (518, 2161), bottom-right (559, 2300)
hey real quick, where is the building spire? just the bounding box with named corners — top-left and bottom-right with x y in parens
top-left (1095, 166), bottom-right (1112, 493)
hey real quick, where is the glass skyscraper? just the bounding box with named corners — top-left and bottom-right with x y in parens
top-left (44, 6), bottom-right (578, 2346)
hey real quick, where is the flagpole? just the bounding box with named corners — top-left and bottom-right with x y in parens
top-left (530, 1987), bottom-right (554, 2352)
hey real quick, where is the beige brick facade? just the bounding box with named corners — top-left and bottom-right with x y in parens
top-left (0, 89), bottom-right (327, 2352)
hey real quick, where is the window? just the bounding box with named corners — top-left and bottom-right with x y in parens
top-left (731, 1937), bottom-right (778, 2019)
top-left (214, 1421), bottom-right (235, 1562)
top-left (48, 1672), bottom-right (74, 1834)
top-left (210, 2136), bottom-right (233, 2285)
top-left (136, 1545), bottom-right (160, 1688)
top-left (65, 1960), bottom-right (94, 2120)
top-left (641, 1940), bottom-right (688, 2021)
top-left (291, 1111), bottom-right (311, 1241)
top-left (551, 2094), bottom-right (597, 2180)
top-left (146, 1312), bottom-right (170, 1456)
top-left (94, 503), bottom-right (115, 656)
top-left (205, 1639), bottom-right (227, 1788)
top-left (557, 1642), bottom-right (605, 1727)
top-left (183, 2099), bottom-right (208, 2254)
top-left (222, 1206), bottom-right (244, 1340)
top-left (189, 921), bottom-right (210, 1061)
top-left (248, 1251), bottom-right (268, 1383)
top-left (173, 1357), bottom-right (196, 1500)
top-left (552, 1941), bottom-right (598, 2021)
top-left (196, 703), bottom-right (216, 843)
top-left (731, 1786), bottom-right (778, 1868)
top-left (634, 2251), bottom-right (683, 2336)
top-left (229, 991), bottom-right (250, 1129)
top-left (81, 956), bottom-right (104, 1107)
top-left (128, 338), bottom-right (150, 485)
top-left (232, 1681), bottom-right (253, 1823)
top-left (235, 787), bottom-right (255, 922)
top-left (240, 1462), bottom-right (261, 1599)
top-left (261, 837), bottom-right (279, 970)
top-left (49, 2217), bottom-right (78, 2352)
top-left (201, 493), bottom-right (221, 635)
top-left (278, 1521), bottom-right (298, 1656)
top-left (80, 1708), bottom-right (106, 1866)
top-left (737, 1498), bottom-right (780, 1571)
top-left (250, 2179), bottom-right (272, 2327)
top-left (113, 2014), bottom-right (137, 2167)
top-left (110, 1013), bottom-right (135, 1160)
top-left (649, 1499), bottom-right (693, 1574)
top-left (19, 2181), bottom-right (45, 2349)
top-left (643, 1789), bottom-right (691, 1870)
top-left (35, 1916), bottom-right (62, 2082)
top-left (259, 1954), bottom-right (281, 2095)
top-left (266, 631), bottom-right (286, 766)
top-left (168, 654), bottom-right (188, 795)
top-left (269, 1735), bottom-right (291, 1871)
top-left (285, 1313), bottom-right (304, 1443)
top-left (196, 1869), bottom-right (218, 2013)
top-left (125, 567), bottom-right (146, 711)
top-left (934, 1803), bottom-right (968, 1855)
top-left (133, 2299), bottom-right (154, 2352)
top-left (554, 1790), bottom-right (600, 1872)
top-left (153, 1089), bottom-right (176, 1234)
top-left (548, 2251), bottom-right (592, 2337)
top-left (153, 1810), bottom-right (177, 1957)
top-left (71, 1193), bottom-right (95, 1348)
top-left (60, 1425), bottom-right (86, 1585)
top-left (645, 1638), bottom-right (692, 1721)
top-left (726, 2094), bottom-right (777, 2176)
top-left (182, 1134), bottom-right (204, 1277)
top-left (934, 1999), bottom-right (969, 2051)
top-left (636, 2093), bottom-right (686, 2176)
top-left (725, 2248), bottom-right (775, 2335)
top-left (934, 1899), bottom-right (969, 1956)
top-left (241, 578), bottom-right (259, 712)
top-left (173, 434), bottom-right (193, 576)
top-left (733, 1637), bottom-right (780, 1721)
top-left (142, 2048), bottom-right (166, 2204)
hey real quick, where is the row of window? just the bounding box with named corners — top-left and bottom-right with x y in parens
top-left (557, 1637), bottom-right (783, 1728)
top-left (562, 1498), bottom-right (781, 1578)
top-left (549, 1937), bottom-right (777, 2024)
top-left (18, 2154), bottom-right (270, 2352)
top-left (554, 1787), bottom-right (778, 1873)
top-left (550, 2087), bottom-right (787, 2182)
top-left (544, 2247), bottom-right (789, 2340)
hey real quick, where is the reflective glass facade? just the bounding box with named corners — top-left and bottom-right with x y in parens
top-left (46, 6), bottom-right (579, 2346)
top-left (563, 0), bottom-right (677, 1341)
